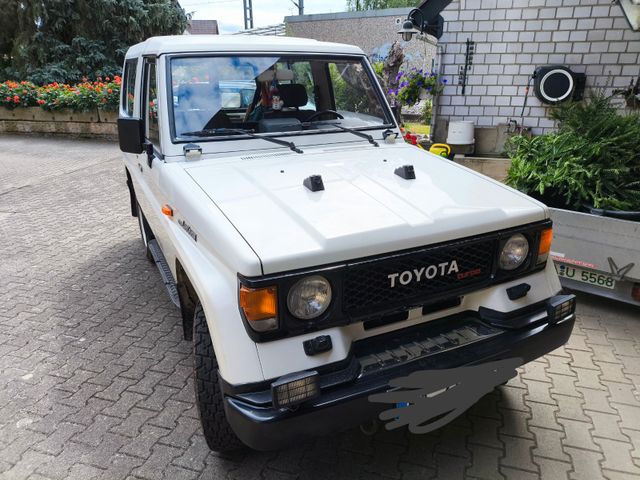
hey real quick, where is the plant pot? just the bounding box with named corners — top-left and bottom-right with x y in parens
top-left (587, 206), bottom-right (640, 222)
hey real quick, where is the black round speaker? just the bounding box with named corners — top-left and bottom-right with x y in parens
top-left (534, 66), bottom-right (576, 104)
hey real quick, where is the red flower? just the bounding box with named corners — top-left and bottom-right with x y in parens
top-left (13, 95), bottom-right (20, 103)
top-left (107, 88), bottom-right (113, 94)
top-left (5, 96), bottom-right (10, 102)
top-left (105, 76), bottom-right (110, 81)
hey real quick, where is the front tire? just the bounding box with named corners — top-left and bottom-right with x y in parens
top-left (193, 303), bottom-right (244, 452)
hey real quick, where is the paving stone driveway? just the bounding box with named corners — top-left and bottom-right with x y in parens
top-left (0, 134), bottom-right (639, 480)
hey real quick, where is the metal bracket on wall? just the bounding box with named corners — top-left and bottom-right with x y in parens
top-left (458, 38), bottom-right (475, 95)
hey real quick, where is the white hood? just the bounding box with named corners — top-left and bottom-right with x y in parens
top-left (185, 144), bottom-right (547, 274)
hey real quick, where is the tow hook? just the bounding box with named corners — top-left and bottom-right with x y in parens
top-left (359, 418), bottom-right (380, 436)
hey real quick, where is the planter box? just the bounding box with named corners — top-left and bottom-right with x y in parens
top-left (98, 109), bottom-right (118, 123)
top-left (0, 106), bottom-right (117, 138)
top-left (452, 155), bottom-right (511, 182)
top-left (0, 106), bottom-right (116, 123)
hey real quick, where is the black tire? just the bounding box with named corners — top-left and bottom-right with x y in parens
top-left (193, 303), bottom-right (244, 452)
top-left (136, 203), bottom-right (154, 262)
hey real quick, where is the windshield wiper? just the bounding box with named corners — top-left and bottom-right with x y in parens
top-left (182, 128), bottom-right (303, 154)
top-left (330, 124), bottom-right (379, 147)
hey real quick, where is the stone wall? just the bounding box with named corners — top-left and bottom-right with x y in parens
top-left (436, 0), bottom-right (640, 136)
top-left (0, 107), bottom-right (117, 138)
top-left (285, 9), bottom-right (437, 70)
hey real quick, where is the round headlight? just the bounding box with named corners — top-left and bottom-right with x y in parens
top-left (499, 234), bottom-right (530, 270)
top-left (287, 275), bottom-right (332, 320)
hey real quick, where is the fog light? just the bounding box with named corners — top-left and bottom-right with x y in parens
top-left (271, 371), bottom-right (320, 409)
top-left (547, 295), bottom-right (576, 323)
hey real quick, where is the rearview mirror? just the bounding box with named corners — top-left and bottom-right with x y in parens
top-left (118, 117), bottom-right (144, 154)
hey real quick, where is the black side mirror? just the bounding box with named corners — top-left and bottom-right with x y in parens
top-left (117, 117), bottom-right (144, 154)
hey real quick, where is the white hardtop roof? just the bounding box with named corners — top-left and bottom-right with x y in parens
top-left (125, 35), bottom-right (365, 58)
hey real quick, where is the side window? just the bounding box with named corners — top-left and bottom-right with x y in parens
top-left (122, 59), bottom-right (137, 117)
top-left (144, 60), bottom-right (160, 145)
top-left (290, 61), bottom-right (315, 109)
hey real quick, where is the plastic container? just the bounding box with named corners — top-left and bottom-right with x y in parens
top-left (447, 121), bottom-right (475, 145)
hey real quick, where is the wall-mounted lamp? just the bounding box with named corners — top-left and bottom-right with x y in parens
top-left (397, 1), bottom-right (451, 41)
top-left (398, 9), bottom-right (425, 42)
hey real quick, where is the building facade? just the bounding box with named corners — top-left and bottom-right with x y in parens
top-left (436, 0), bottom-right (640, 135)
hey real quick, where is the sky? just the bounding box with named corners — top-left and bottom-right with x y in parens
top-left (180, 0), bottom-right (348, 33)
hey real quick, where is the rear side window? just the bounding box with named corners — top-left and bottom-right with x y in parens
top-left (122, 59), bottom-right (137, 117)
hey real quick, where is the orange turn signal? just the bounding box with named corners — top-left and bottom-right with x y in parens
top-left (537, 227), bottom-right (553, 264)
top-left (240, 285), bottom-right (278, 326)
top-left (162, 204), bottom-right (173, 217)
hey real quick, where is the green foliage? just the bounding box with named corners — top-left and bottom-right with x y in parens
top-left (1, 0), bottom-right (188, 84)
top-left (505, 95), bottom-right (640, 211)
top-left (421, 98), bottom-right (432, 124)
top-left (347, 0), bottom-right (415, 10)
top-left (388, 67), bottom-right (444, 106)
top-left (328, 63), bottom-right (369, 113)
top-left (372, 61), bottom-right (384, 77)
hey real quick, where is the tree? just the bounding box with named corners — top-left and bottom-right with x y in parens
top-left (346, 0), bottom-right (417, 10)
top-left (1, 0), bottom-right (188, 84)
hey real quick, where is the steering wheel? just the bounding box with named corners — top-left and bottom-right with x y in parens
top-left (306, 109), bottom-right (344, 122)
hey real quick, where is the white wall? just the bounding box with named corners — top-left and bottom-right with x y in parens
top-left (437, 0), bottom-right (640, 135)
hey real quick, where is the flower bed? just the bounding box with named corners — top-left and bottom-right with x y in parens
top-left (0, 76), bottom-right (121, 112)
top-left (0, 77), bottom-right (120, 137)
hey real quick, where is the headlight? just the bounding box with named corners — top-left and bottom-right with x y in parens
top-left (499, 234), bottom-right (529, 270)
top-left (287, 275), bottom-right (332, 320)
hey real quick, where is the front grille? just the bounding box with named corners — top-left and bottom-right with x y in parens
top-left (342, 238), bottom-right (496, 316)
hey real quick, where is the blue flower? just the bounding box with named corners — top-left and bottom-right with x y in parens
top-left (443, 79), bottom-right (448, 84)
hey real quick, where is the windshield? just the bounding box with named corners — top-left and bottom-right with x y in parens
top-left (169, 55), bottom-right (392, 140)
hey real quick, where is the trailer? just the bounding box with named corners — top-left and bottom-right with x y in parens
top-left (549, 208), bottom-right (640, 307)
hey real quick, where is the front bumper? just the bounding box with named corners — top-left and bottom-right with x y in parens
top-left (222, 294), bottom-right (576, 450)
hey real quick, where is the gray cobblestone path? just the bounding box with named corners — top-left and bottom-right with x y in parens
top-left (1, 134), bottom-right (639, 479)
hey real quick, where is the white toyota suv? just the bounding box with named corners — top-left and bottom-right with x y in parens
top-left (117, 35), bottom-right (576, 451)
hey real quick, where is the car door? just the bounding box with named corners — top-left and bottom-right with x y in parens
top-left (138, 56), bottom-right (172, 256)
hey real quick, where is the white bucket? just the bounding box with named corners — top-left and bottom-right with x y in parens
top-left (447, 121), bottom-right (475, 145)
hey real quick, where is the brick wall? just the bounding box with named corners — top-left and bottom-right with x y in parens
top-left (437, 0), bottom-right (640, 135)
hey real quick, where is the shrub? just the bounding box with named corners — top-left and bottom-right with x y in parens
top-left (505, 95), bottom-right (640, 211)
top-left (421, 98), bottom-right (433, 125)
top-left (0, 77), bottom-right (121, 112)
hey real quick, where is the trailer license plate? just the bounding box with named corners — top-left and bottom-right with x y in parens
top-left (555, 264), bottom-right (616, 289)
